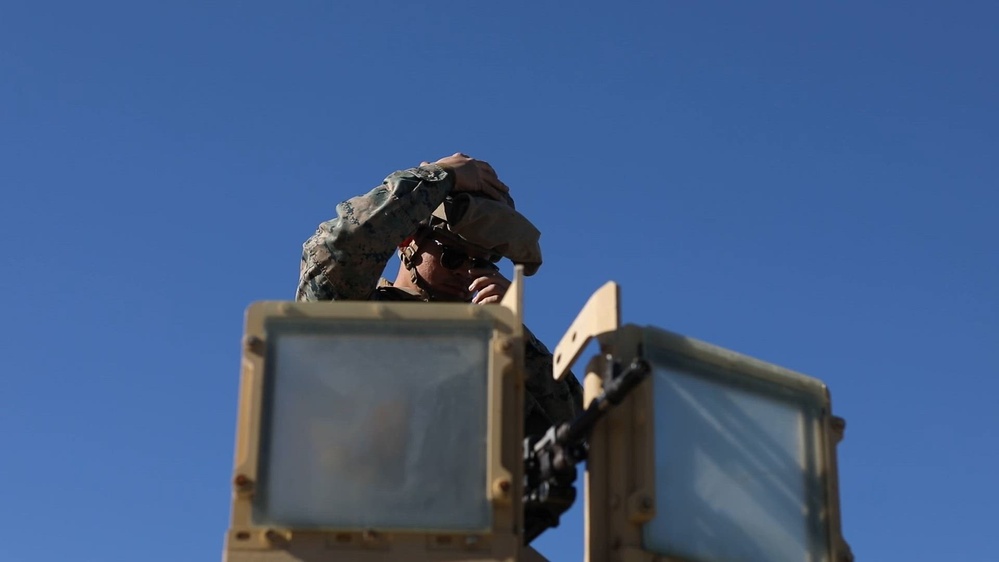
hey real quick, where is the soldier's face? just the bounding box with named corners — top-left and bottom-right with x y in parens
top-left (416, 236), bottom-right (496, 302)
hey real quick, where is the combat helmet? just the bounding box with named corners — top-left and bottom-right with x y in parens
top-left (399, 191), bottom-right (544, 298)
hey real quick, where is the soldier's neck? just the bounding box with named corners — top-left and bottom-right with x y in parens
top-left (393, 265), bottom-right (428, 300)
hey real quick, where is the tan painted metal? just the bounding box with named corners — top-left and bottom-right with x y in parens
top-left (583, 323), bottom-right (851, 562)
top-left (583, 325), bottom-right (648, 562)
top-left (223, 269), bottom-right (527, 562)
top-left (551, 281), bottom-right (851, 562)
top-left (552, 282), bottom-right (620, 382)
top-left (221, 271), bottom-right (851, 561)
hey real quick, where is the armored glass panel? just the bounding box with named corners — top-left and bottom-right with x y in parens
top-left (642, 344), bottom-right (827, 562)
top-left (254, 319), bottom-right (492, 531)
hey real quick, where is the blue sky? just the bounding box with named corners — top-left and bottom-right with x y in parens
top-left (2, 1), bottom-right (996, 561)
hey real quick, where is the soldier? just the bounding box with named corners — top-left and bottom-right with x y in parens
top-left (296, 152), bottom-right (582, 437)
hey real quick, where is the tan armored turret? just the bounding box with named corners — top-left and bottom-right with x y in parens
top-left (222, 272), bottom-right (850, 562)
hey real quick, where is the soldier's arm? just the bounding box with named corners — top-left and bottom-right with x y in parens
top-left (522, 327), bottom-right (585, 438)
top-left (296, 166), bottom-right (455, 301)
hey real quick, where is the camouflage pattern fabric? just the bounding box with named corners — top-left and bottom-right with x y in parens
top-left (297, 166), bottom-right (583, 437)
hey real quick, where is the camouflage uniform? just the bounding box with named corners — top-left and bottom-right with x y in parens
top-left (297, 165), bottom-right (583, 437)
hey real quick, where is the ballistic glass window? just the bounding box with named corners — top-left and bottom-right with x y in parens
top-left (642, 331), bottom-right (831, 562)
top-left (253, 318), bottom-right (492, 531)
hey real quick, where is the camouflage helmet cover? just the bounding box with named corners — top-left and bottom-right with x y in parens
top-left (428, 193), bottom-right (543, 276)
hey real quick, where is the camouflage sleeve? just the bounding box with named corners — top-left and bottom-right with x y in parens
top-left (296, 165), bottom-right (454, 302)
top-left (522, 326), bottom-right (585, 438)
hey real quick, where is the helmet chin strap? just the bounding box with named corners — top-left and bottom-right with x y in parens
top-left (400, 241), bottom-right (463, 302)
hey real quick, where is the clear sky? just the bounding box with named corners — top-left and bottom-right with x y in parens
top-left (2, 1), bottom-right (996, 561)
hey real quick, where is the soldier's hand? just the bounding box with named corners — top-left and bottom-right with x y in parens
top-left (468, 267), bottom-right (511, 305)
top-left (422, 153), bottom-right (511, 204)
